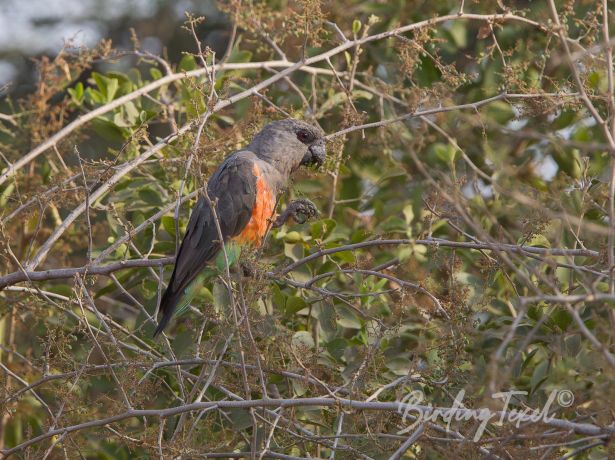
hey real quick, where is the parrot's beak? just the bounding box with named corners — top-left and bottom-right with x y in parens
top-left (301, 140), bottom-right (326, 167)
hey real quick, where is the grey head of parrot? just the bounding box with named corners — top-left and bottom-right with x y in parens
top-left (247, 119), bottom-right (326, 174)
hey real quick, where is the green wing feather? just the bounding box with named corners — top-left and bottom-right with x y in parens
top-left (173, 270), bottom-right (211, 318)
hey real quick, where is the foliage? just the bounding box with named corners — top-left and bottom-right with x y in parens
top-left (1, 0), bottom-right (615, 458)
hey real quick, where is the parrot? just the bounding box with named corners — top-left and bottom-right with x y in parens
top-left (153, 118), bottom-right (326, 336)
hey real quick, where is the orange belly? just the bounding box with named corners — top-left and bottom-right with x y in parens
top-left (233, 163), bottom-right (275, 245)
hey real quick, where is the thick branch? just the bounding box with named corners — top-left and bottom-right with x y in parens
top-left (3, 397), bottom-right (612, 456)
top-left (325, 92), bottom-right (579, 140)
top-left (0, 238), bottom-right (598, 290)
top-left (275, 238), bottom-right (599, 277)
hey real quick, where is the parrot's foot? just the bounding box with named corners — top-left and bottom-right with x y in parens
top-left (273, 199), bottom-right (319, 227)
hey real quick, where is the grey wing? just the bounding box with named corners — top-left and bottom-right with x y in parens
top-left (173, 154), bottom-right (257, 283)
top-left (154, 153), bottom-right (257, 336)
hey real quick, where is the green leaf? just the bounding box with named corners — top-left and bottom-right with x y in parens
top-left (138, 188), bottom-right (163, 206)
top-left (552, 148), bottom-right (582, 179)
top-left (310, 219), bottom-right (336, 240)
top-left (161, 215), bottom-right (177, 238)
top-left (213, 281), bottom-right (230, 314)
top-left (225, 49), bottom-right (253, 64)
top-left (551, 110), bottom-right (577, 129)
top-left (550, 308), bottom-right (572, 331)
top-left (228, 408), bottom-right (253, 431)
top-left (270, 283), bottom-right (285, 312)
top-left (0, 183), bottom-right (15, 207)
top-left (377, 216), bottom-right (407, 233)
top-left (284, 242), bottom-right (304, 262)
top-left (485, 101), bottom-right (514, 124)
top-left (316, 90), bottom-right (372, 117)
top-left (337, 305), bottom-right (362, 329)
top-left (429, 142), bottom-right (457, 165)
top-left (292, 377), bottom-right (308, 397)
top-left (92, 72), bottom-right (107, 95)
top-left (588, 71), bottom-right (602, 90)
top-left (292, 331), bottom-right (315, 351)
top-left (178, 55), bottom-right (197, 71)
top-left (386, 357), bottom-right (412, 376)
top-left (331, 248), bottom-right (355, 265)
top-left (67, 82), bottom-right (84, 105)
top-left (524, 233), bottom-right (550, 249)
top-left (318, 303), bottom-right (338, 335)
top-left (150, 67), bottom-right (163, 80)
top-left (286, 296), bottom-right (308, 316)
top-left (564, 335), bottom-right (581, 357)
top-left (520, 348), bottom-right (539, 374)
top-left (447, 20), bottom-right (467, 48)
top-left (403, 204), bottom-right (414, 225)
top-left (124, 101), bottom-right (140, 125)
top-left (106, 78), bottom-right (119, 101)
top-left (530, 360), bottom-right (549, 395)
top-left (326, 337), bottom-right (347, 361)
top-left (85, 88), bottom-right (104, 105)
top-left (91, 118), bottom-right (125, 143)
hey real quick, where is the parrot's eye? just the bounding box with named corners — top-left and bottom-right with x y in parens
top-left (296, 129), bottom-right (313, 144)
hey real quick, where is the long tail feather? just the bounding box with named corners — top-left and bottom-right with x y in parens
top-left (153, 282), bottom-right (183, 337)
top-left (153, 269), bottom-right (211, 336)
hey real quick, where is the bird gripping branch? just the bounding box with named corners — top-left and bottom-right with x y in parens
top-left (154, 119), bottom-right (326, 336)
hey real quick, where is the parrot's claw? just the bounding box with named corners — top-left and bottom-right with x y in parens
top-left (274, 199), bottom-right (319, 227)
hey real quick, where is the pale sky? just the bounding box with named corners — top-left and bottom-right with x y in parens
top-left (0, 0), bottom-right (216, 86)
